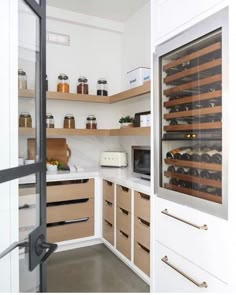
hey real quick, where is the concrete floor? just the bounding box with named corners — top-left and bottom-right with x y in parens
top-left (47, 244), bottom-right (149, 293)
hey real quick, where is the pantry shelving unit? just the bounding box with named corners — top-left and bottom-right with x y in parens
top-left (18, 81), bottom-right (150, 104)
top-left (19, 127), bottom-right (150, 137)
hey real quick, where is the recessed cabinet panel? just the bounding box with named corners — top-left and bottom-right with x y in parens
top-left (103, 180), bottom-right (114, 203)
top-left (134, 191), bottom-right (150, 222)
top-left (116, 185), bottom-right (131, 211)
top-left (116, 229), bottom-right (131, 260)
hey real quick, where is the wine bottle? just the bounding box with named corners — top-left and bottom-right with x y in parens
top-left (169, 105), bottom-right (187, 113)
top-left (200, 170), bottom-right (222, 181)
top-left (188, 168), bottom-right (199, 177)
top-left (167, 166), bottom-right (176, 173)
top-left (191, 145), bottom-right (208, 162)
top-left (166, 146), bottom-right (192, 159)
top-left (169, 178), bottom-right (178, 186)
top-left (176, 167), bottom-right (186, 174)
top-left (201, 145), bottom-right (222, 163)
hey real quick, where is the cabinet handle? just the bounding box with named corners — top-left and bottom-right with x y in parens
top-left (139, 193), bottom-right (150, 201)
top-left (19, 204), bottom-right (30, 210)
top-left (120, 186), bottom-right (129, 192)
top-left (119, 230), bottom-right (129, 239)
top-left (104, 219), bottom-right (113, 227)
top-left (105, 180), bottom-right (113, 186)
top-left (119, 208), bottom-right (129, 215)
top-left (161, 256), bottom-right (208, 288)
top-left (105, 200), bottom-right (113, 207)
top-left (137, 242), bottom-right (150, 254)
top-left (138, 217), bottom-right (150, 228)
top-left (161, 209), bottom-right (208, 230)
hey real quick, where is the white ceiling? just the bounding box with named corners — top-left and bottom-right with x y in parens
top-left (47, 0), bottom-right (149, 22)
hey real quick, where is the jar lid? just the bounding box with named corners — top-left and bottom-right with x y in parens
top-left (87, 115), bottom-right (96, 120)
top-left (18, 69), bottom-right (26, 76)
top-left (58, 73), bottom-right (69, 80)
top-left (78, 76), bottom-right (88, 83)
top-left (97, 78), bottom-right (107, 84)
top-left (64, 114), bottom-right (74, 119)
top-left (20, 112), bottom-right (31, 118)
top-left (46, 113), bottom-right (54, 119)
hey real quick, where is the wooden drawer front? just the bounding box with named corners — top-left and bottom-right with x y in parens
top-left (103, 219), bottom-right (114, 246)
top-left (116, 206), bottom-right (131, 235)
top-left (47, 179), bottom-right (94, 203)
top-left (116, 185), bottom-right (131, 211)
top-left (103, 180), bottom-right (114, 203)
top-left (47, 217), bottom-right (94, 243)
top-left (134, 216), bottom-right (150, 250)
top-left (154, 241), bottom-right (228, 293)
top-left (47, 198), bottom-right (94, 224)
top-left (134, 241), bottom-right (150, 276)
top-left (19, 186), bottom-right (35, 197)
top-left (157, 198), bottom-right (229, 283)
top-left (116, 229), bottom-right (131, 260)
top-left (103, 199), bottom-right (114, 224)
top-left (134, 191), bottom-right (150, 222)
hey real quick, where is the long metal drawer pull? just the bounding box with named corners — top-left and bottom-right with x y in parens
top-left (161, 256), bottom-right (208, 288)
top-left (161, 209), bottom-right (208, 230)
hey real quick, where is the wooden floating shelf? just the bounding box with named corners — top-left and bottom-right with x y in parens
top-left (18, 81), bottom-right (150, 104)
top-left (164, 121), bottom-right (222, 131)
top-left (163, 42), bottom-right (221, 72)
top-left (164, 171), bottom-right (221, 188)
top-left (164, 91), bottom-right (222, 108)
top-left (164, 58), bottom-right (222, 84)
top-left (19, 127), bottom-right (150, 137)
top-left (164, 106), bottom-right (222, 120)
top-left (164, 183), bottom-right (222, 204)
top-left (164, 158), bottom-right (221, 172)
top-left (163, 74), bottom-right (221, 97)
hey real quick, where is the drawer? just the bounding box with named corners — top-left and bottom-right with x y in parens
top-left (47, 198), bottom-right (94, 223)
top-left (47, 217), bottom-right (94, 243)
top-left (134, 215), bottom-right (150, 250)
top-left (134, 191), bottom-right (150, 222)
top-left (103, 199), bottom-right (114, 224)
top-left (156, 198), bottom-right (230, 283)
top-left (47, 179), bottom-right (94, 203)
top-left (103, 218), bottom-right (114, 246)
top-left (154, 242), bottom-right (228, 293)
top-left (103, 180), bottom-right (114, 203)
top-left (116, 228), bottom-right (131, 260)
top-left (19, 186), bottom-right (36, 198)
top-left (116, 206), bottom-right (131, 235)
top-left (134, 241), bottom-right (150, 276)
top-left (116, 185), bottom-right (131, 211)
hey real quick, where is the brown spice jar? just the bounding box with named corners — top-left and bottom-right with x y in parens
top-left (64, 115), bottom-right (75, 129)
top-left (77, 83), bottom-right (88, 94)
top-left (19, 112), bottom-right (32, 128)
top-left (57, 82), bottom-right (69, 93)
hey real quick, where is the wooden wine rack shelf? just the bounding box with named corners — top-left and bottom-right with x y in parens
top-left (164, 171), bottom-right (221, 188)
top-left (164, 158), bottom-right (222, 172)
top-left (164, 183), bottom-right (222, 204)
top-left (164, 121), bottom-right (222, 132)
top-left (164, 106), bottom-right (222, 120)
top-left (164, 74), bottom-right (221, 97)
top-left (163, 42), bottom-right (221, 72)
top-left (164, 58), bottom-right (221, 84)
top-left (163, 91), bottom-right (222, 108)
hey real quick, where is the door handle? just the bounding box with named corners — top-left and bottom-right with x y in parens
top-left (37, 241), bottom-right (57, 264)
top-left (0, 240), bottom-right (28, 259)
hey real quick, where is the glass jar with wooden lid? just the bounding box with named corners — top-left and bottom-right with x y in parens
top-left (77, 76), bottom-right (89, 94)
top-left (19, 112), bottom-right (32, 128)
top-left (57, 73), bottom-right (69, 93)
top-left (86, 115), bottom-right (97, 129)
top-left (64, 114), bottom-right (75, 129)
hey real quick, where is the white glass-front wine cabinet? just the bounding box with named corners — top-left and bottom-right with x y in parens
top-left (153, 9), bottom-right (228, 219)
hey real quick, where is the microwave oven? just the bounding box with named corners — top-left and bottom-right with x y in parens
top-left (132, 146), bottom-right (151, 180)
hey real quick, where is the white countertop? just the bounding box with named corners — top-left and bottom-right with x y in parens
top-left (19, 167), bottom-right (151, 194)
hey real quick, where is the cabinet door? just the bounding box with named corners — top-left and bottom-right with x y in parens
top-left (154, 242), bottom-right (228, 292)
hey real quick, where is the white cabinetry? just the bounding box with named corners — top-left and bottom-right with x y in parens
top-left (151, 0), bottom-right (228, 46)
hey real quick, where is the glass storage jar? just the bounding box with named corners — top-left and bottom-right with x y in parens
top-left (18, 69), bottom-right (27, 90)
top-left (97, 78), bottom-right (108, 96)
top-left (19, 112), bottom-right (32, 128)
top-left (57, 73), bottom-right (69, 93)
top-left (64, 114), bottom-right (75, 129)
top-left (86, 115), bottom-right (97, 129)
top-left (46, 113), bottom-right (54, 128)
top-left (77, 76), bottom-right (89, 94)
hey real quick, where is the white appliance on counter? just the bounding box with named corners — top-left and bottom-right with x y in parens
top-left (100, 151), bottom-right (128, 167)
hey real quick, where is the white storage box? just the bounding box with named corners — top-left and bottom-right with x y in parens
top-left (127, 67), bottom-right (150, 89)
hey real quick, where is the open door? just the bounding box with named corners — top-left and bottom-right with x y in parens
top-left (0, 0), bottom-right (56, 292)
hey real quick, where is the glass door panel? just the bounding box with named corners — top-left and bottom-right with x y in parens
top-left (160, 30), bottom-right (222, 204)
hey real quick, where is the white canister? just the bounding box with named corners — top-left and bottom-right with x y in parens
top-left (140, 115), bottom-right (148, 127)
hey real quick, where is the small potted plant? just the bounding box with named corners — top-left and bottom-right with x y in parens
top-left (119, 115), bottom-right (134, 128)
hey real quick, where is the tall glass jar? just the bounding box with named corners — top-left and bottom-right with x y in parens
top-left (57, 73), bottom-right (69, 93)
top-left (86, 115), bottom-right (97, 129)
top-left (97, 78), bottom-right (108, 96)
top-left (77, 76), bottom-right (89, 94)
top-left (18, 69), bottom-right (27, 90)
top-left (64, 114), bottom-right (75, 129)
